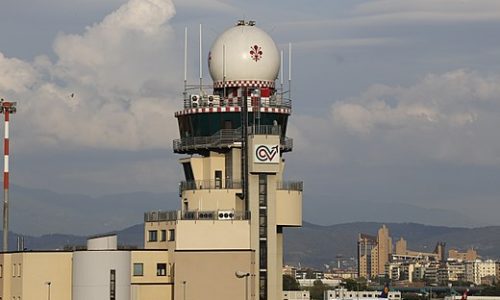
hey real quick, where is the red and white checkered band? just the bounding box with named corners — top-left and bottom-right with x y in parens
top-left (174, 106), bottom-right (291, 117)
top-left (213, 80), bottom-right (275, 88)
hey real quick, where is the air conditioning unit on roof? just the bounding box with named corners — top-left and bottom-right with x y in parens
top-left (190, 95), bottom-right (200, 107)
top-left (217, 210), bottom-right (235, 220)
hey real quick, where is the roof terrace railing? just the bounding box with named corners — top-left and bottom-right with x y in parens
top-left (277, 181), bottom-right (304, 191)
top-left (178, 180), bottom-right (303, 192)
top-left (179, 180), bottom-right (243, 193)
top-left (144, 210), bottom-right (250, 222)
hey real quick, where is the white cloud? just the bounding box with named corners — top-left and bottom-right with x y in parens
top-left (0, 0), bottom-right (180, 152)
top-left (280, 0), bottom-right (500, 33)
top-left (292, 70), bottom-right (500, 166)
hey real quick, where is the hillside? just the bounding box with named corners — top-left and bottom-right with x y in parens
top-left (5, 222), bottom-right (500, 268)
top-left (283, 222), bottom-right (500, 267)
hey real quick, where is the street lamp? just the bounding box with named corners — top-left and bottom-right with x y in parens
top-left (235, 271), bottom-right (250, 300)
top-left (182, 280), bottom-right (187, 300)
top-left (45, 281), bottom-right (51, 300)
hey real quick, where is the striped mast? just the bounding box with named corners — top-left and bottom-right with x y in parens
top-left (1, 99), bottom-right (16, 252)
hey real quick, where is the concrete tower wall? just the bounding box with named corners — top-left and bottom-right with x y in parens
top-left (73, 251), bottom-right (131, 300)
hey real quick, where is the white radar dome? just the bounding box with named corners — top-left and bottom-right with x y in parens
top-left (208, 21), bottom-right (280, 87)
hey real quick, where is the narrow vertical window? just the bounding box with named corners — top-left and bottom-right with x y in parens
top-left (160, 230), bottom-right (167, 241)
top-left (110, 269), bottom-right (116, 300)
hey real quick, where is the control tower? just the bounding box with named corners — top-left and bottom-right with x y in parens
top-left (145, 20), bottom-right (303, 300)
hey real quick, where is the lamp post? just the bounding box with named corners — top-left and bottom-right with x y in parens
top-left (182, 280), bottom-right (187, 300)
top-left (45, 281), bottom-right (51, 300)
top-left (236, 271), bottom-right (250, 300)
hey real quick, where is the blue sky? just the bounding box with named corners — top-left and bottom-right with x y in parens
top-left (1, 0), bottom-right (500, 232)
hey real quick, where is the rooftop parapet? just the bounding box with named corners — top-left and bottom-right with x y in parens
top-left (144, 210), bottom-right (251, 222)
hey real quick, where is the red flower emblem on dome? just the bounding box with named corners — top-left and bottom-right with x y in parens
top-left (250, 45), bottom-right (263, 62)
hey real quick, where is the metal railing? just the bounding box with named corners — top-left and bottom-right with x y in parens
top-left (180, 180), bottom-right (243, 192)
top-left (277, 181), bottom-right (304, 191)
top-left (173, 125), bottom-right (293, 153)
top-left (144, 210), bottom-right (250, 222)
top-left (178, 180), bottom-right (303, 192)
top-left (182, 95), bottom-right (292, 110)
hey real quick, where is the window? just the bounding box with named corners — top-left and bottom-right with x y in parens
top-left (168, 229), bottom-right (175, 241)
top-left (133, 263), bottom-right (144, 276)
top-left (160, 230), bottom-right (167, 241)
top-left (148, 230), bottom-right (158, 242)
top-left (157, 263), bottom-right (167, 276)
top-left (110, 269), bottom-right (116, 300)
top-left (0, 264), bottom-right (3, 278)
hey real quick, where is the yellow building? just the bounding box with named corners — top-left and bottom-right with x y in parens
top-left (0, 251), bottom-right (73, 300)
top-left (130, 250), bottom-right (173, 300)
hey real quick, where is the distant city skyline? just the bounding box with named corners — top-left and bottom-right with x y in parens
top-left (1, 0), bottom-right (500, 233)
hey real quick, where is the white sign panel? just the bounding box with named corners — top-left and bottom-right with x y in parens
top-left (254, 144), bottom-right (280, 164)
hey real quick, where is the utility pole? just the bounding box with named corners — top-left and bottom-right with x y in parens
top-left (1, 99), bottom-right (17, 252)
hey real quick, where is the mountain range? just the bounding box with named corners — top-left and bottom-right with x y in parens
top-left (5, 221), bottom-right (500, 269)
top-left (5, 184), bottom-right (491, 237)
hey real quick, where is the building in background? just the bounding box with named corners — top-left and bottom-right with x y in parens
top-left (358, 225), bottom-right (392, 278)
top-left (324, 288), bottom-right (402, 300)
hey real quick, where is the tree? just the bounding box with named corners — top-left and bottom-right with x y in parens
top-left (283, 274), bottom-right (301, 291)
top-left (309, 280), bottom-right (328, 300)
top-left (341, 278), bottom-right (368, 291)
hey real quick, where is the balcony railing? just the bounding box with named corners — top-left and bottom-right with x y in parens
top-left (277, 181), bottom-right (304, 191)
top-left (144, 210), bottom-right (250, 222)
top-left (182, 94), bottom-right (292, 110)
top-left (180, 180), bottom-right (242, 193)
top-left (179, 180), bottom-right (303, 192)
top-left (173, 125), bottom-right (293, 154)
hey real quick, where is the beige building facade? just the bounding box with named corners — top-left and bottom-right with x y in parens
top-left (0, 251), bottom-right (73, 300)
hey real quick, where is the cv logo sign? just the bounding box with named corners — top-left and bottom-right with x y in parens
top-left (254, 144), bottom-right (279, 163)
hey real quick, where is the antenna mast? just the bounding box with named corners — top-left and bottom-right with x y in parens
top-left (1, 99), bottom-right (16, 252)
top-left (184, 27), bottom-right (188, 93)
top-left (288, 43), bottom-right (292, 100)
top-left (199, 24), bottom-right (203, 94)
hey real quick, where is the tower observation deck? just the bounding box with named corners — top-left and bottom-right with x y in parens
top-left (144, 20), bottom-right (303, 300)
top-left (174, 20), bottom-right (293, 155)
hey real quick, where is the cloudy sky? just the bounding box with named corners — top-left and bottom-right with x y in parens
top-left (1, 0), bottom-right (500, 232)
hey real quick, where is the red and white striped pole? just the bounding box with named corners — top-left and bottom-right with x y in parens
top-left (1, 99), bottom-right (16, 252)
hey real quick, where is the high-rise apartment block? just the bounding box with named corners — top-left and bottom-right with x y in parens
top-left (357, 225), bottom-right (392, 278)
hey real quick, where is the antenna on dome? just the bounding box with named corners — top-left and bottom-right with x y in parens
top-left (199, 24), bottom-right (203, 94)
top-left (184, 27), bottom-right (188, 93)
top-left (280, 50), bottom-right (284, 96)
top-left (288, 42), bottom-right (292, 100)
top-left (223, 43), bottom-right (226, 98)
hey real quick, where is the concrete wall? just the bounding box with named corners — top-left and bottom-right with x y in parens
top-left (131, 250), bottom-right (172, 300)
top-left (73, 250), bottom-right (131, 300)
top-left (276, 190), bottom-right (302, 226)
top-left (175, 220), bottom-right (250, 250)
top-left (174, 250), bottom-right (254, 300)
